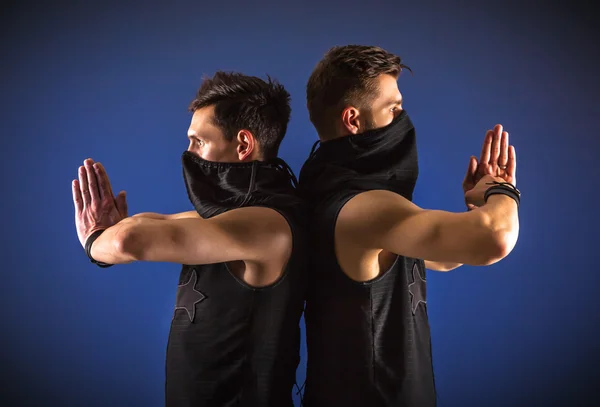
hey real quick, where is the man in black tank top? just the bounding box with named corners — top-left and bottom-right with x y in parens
top-left (71, 72), bottom-right (307, 406)
top-left (298, 45), bottom-right (521, 406)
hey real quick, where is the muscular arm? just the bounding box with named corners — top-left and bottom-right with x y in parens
top-left (338, 189), bottom-right (519, 268)
top-left (90, 206), bottom-right (291, 267)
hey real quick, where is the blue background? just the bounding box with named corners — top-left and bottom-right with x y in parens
top-left (2, 1), bottom-right (598, 406)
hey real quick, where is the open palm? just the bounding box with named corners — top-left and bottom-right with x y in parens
top-left (462, 124), bottom-right (517, 209)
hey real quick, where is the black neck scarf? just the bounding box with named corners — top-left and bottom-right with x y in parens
top-left (182, 151), bottom-right (302, 219)
top-left (298, 109), bottom-right (419, 204)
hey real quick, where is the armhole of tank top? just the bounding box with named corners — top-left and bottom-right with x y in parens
top-left (223, 205), bottom-right (295, 291)
top-left (331, 191), bottom-right (400, 287)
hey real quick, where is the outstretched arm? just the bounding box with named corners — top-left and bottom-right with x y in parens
top-left (338, 175), bottom-right (519, 267)
top-left (425, 124), bottom-right (517, 272)
top-left (72, 159), bottom-right (290, 270)
top-left (89, 206), bottom-right (291, 266)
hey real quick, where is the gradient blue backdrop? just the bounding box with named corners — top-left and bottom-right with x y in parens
top-left (2, 1), bottom-right (598, 406)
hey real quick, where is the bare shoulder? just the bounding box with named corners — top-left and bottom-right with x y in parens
top-left (209, 206), bottom-right (293, 255)
top-left (210, 206), bottom-right (293, 286)
top-left (168, 210), bottom-right (200, 220)
top-left (337, 190), bottom-right (417, 247)
top-left (211, 206), bottom-right (291, 233)
top-left (333, 190), bottom-right (416, 281)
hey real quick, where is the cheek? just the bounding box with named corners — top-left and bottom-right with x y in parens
top-left (375, 111), bottom-right (395, 128)
top-left (198, 144), bottom-right (230, 162)
top-left (187, 142), bottom-right (205, 158)
top-left (197, 147), bottom-right (215, 161)
top-left (190, 140), bottom-right (237, 162)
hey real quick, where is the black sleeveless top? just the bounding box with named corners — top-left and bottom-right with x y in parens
top-left (165, 152), bottom-right (307, 407)
top-left (298, 111), bottom-right (436, 407)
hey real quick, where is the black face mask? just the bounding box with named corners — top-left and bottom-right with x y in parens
top-left (298, 109), bottom-right (419, 203)
top-left (182, 151), bottom-right (302, 219)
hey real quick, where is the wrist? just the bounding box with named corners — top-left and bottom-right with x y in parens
top-left (484, 182), bottom-right (520, 208)
top-left (85, 230), bottom-right (114, 268)
top-left (486, 194), bottom-right (518, 207)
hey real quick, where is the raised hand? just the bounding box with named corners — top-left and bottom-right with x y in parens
top-left (463, 124), bottom-right (517, 210)
top-left (95, 161), bottom-right (128, 218)
top-left (474, 124), bottom-right (516, 185)
top-left (72, 158), bottom-right (127, 248)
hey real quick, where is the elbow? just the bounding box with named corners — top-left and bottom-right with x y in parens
top-left (481, 229), bottom-right (518, 265)
top-left (477, 217), bottom-right (520, 266)
top-left (113, 218), bottom-right (145, 261)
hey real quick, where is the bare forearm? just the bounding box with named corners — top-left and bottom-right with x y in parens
top-left (89, 218), bottom-right (138, 264)
top-left (91, 216), bottom-right (181, 264)
top-left (89, 211), bottom-right (200, 265)
top-left (417, 196), bottom-right (519, 267)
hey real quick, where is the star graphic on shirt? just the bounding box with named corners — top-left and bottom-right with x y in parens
top-left (174, 269), bottom-right (206, 322)
top-left (408, 262), bottom-right (427, 315)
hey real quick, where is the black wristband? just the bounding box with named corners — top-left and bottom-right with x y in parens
top-left (484, 181), bottom-right (521, 208)
top-left (84, 229), bottom-right (114, 268)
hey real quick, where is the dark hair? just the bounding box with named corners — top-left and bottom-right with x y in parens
top-left (306, 45), bottom-right (410, 137)
top-left (189, 71), bottom-right (291, 159)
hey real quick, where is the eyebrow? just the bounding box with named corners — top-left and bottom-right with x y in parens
top-left (188, 133), bottom-right (204, 142)
top-left (390, 97), bottom-right (403, 106)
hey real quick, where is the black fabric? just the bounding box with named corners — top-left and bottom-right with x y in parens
top-left (299, 109), bottom-right (419, 205)
top-left (298, 110), bottom-right (436, 407)
top-left (181, 150), bottom-right (301, 219)
top-left (484, 181), bottom-right (521, 207)
top-left (84, 229), bottom-right (113, 268)
top-left (165, 151), bottom-right (307, 407)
